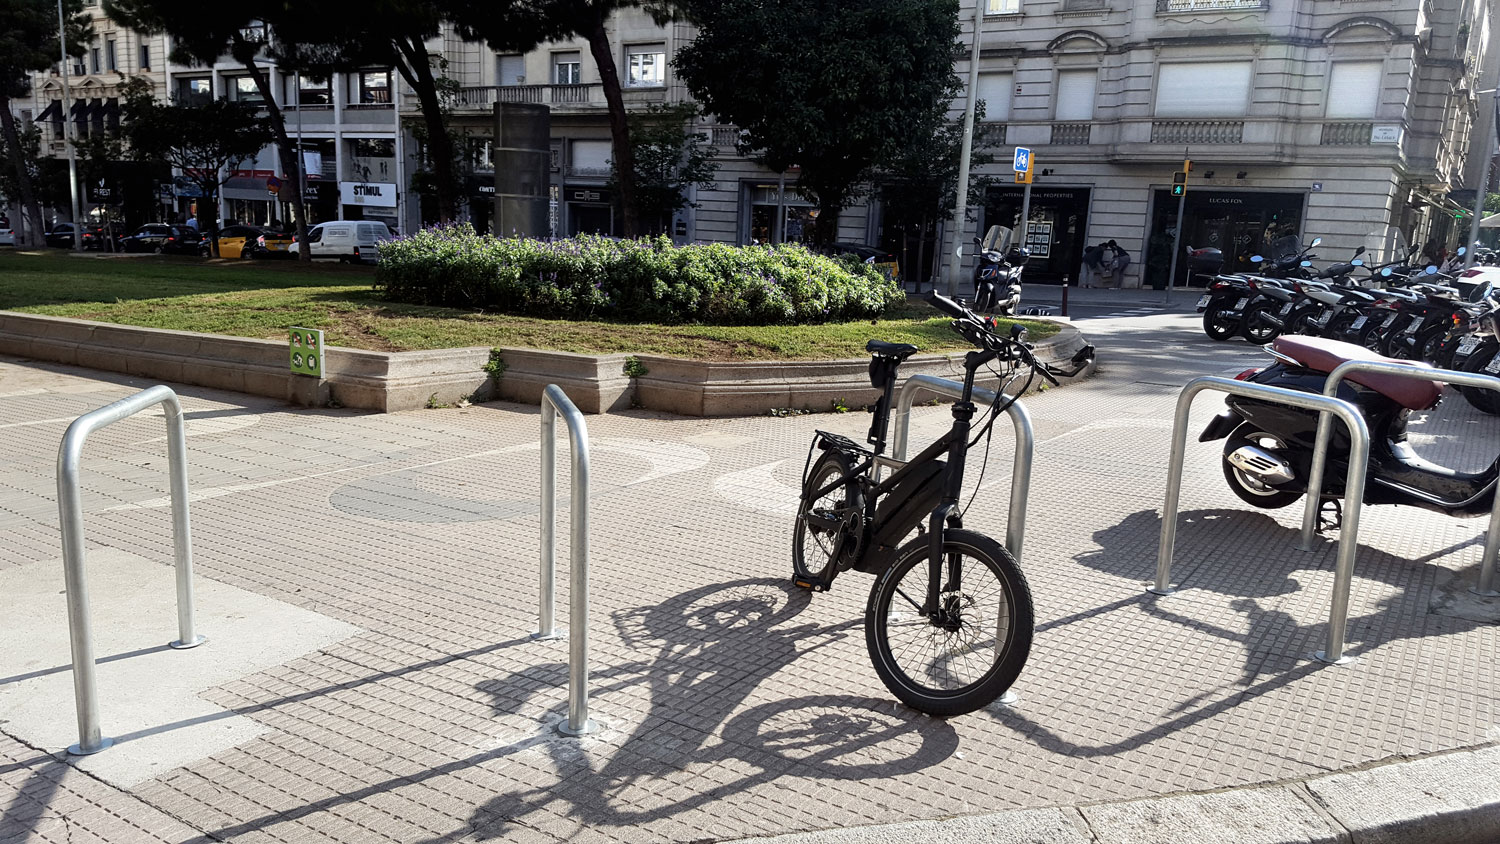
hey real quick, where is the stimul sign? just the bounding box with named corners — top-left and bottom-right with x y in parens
top-left (338, 181), bottom-right (397, 208)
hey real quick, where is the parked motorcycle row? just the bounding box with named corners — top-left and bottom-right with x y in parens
top-left (1195, 238), bottom-right (1500, 416)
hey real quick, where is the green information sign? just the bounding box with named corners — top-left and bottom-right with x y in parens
top-left (289, 327), bottom-right (324, 377)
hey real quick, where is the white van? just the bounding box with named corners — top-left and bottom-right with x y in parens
top-left (303, 221), bottom-right (393, 263)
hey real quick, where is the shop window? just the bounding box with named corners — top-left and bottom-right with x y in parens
top-left (1325, 61), bottom-right (1381, 119)
top-left (498, 55), bottom-right (525, 86)
top-left (358, 70), bottom-right (392, 104)
top-left (1155, 62), bottom-right (1251, 117)
top-left (178, 76), bottom-right (211, 106)
top-left (138, 43), bottom-right (150, 70)
top-left (976, 72), bottom-right (1012, 121)
top-left (625, 44), bottom-right (665, 88)
top-left (553, 52), bottom-right (581, 85)
top-left (987, 0), bottom-right (1021, 14)
top-left (106, 39), bottom-right (116, 72)
top-left (349, 137), bottom-right (395, 181)
top-left (1055, 69), bottom-right (1096, 121)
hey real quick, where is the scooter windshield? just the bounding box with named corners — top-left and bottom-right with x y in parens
top-left (981, 225), bottom-right (1014, 254)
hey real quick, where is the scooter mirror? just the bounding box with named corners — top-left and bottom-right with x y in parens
top-left (972, 237), bottom-right (982, 246)
top-left (1355, 245), bottom-right (1366, 256)
top-left (1457, 246), bottom-right (1467, 257)
top-left (1381, 267), bottom-right (1393, 277)
top-left (1311, 237), bottom-right (1323, 247)
top-left (1425, 266), bottom-right (1439, 275)
top-left (1300, 260), bottom-right (1313, 267)
top-left (1250, 255), bottom-right (1263, 262)
top-left (1351, 259), bottom-right (1363, 266)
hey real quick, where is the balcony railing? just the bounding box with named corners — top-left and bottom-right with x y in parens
top-left (455, 84), bottom-right (603, 110)
top-left (1150, 120), bottom-right (1244, 144)
top-left (977, 122), bottom-right (1007, 145)
top-left (1320, 122), bottom-right (1373, 145)
top-left (1156, 0), bottom-right (1267, 10)
top-left (1050, 122), bottom-right (1092, 145)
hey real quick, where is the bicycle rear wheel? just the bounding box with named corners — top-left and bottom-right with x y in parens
top-left (865, 529), bottom-right (1032, 716)
top-left (793, 450), bottom-right (860, 583)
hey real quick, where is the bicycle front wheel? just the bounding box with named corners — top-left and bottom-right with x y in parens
top-left (865, 529), bottom-right (1033, 716)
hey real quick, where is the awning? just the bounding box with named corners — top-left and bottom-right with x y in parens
top-left (1481, 213), bottom-right (1500, 229)
top-left (68, 99), bottom-right (87, 125)
top-left (87, 98), bottom-right (104, 127)
top-left (103, 98), bottom-right (119, 131)
top-left (36, 99), bottom-right (62, 122)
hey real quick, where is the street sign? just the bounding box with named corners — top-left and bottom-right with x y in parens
top-left (289, 327), bottom-right (324, 377)
top-left (266, 175), bottom-right (282, 197)
top-left (1013, 147), bottom-right (1031, 173)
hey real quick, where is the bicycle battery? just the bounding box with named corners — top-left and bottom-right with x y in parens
top-left (858, 459), bottom-right (946, 573)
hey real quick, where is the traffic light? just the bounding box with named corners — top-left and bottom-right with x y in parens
top-left (1171, 171), bottom-right (1186, 197)
top-left (1172, 184), bottom-right (1186, 197)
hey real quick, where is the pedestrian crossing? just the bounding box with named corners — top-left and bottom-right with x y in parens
top-left (1092, 306), bottom-right (1167, 320)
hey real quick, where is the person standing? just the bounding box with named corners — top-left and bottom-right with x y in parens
top-left (1105, 240), bottom-right (1131, 288)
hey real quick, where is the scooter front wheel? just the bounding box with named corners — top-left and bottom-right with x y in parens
top-left (1202, 305), bottom-right (1239, 341)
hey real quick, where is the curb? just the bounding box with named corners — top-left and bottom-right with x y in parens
top-left (724, 743), bottom-right (1500, 844)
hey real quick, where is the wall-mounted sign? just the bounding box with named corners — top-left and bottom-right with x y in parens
top-left (567, 187), bottom-right (610, 204)
top-left (289, 327), bottom-right (324, 377)
top-left (1370, 125), bottom-right (1402, 144)
top-left (1311, 182), bottom-right (1323, 193)
top-left (1024, 221), bottom-right (1053, 258)
top-left (338, 181), bottom-right (397, 208)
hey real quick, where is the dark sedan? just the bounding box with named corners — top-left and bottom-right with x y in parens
top-left (45, 223), bottom-right (112, 250)
top-left (120, 224), bottom-right (206, 255)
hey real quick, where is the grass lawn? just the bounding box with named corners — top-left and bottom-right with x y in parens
top-left (0, 250), bottom-right (1056, 361)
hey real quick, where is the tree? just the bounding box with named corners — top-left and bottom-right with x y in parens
top-left (877, 104), bottom-right (998, 286)
top-left (121, 87), bottom-right (271, 254)
top-left (675, 0), bottom-right (962, 245)
top-left (611, 103), bottom-right (716, 234)
top-left (104, 0), bottom-right (317, 257)
top-left (0, 0), bottom-right (90, 247)
top-left (451, 0), bottom-right (684, 238)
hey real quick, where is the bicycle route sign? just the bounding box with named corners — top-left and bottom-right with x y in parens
top-left (289, 327), bottom-right (324, 377)
top-left (1013, 147), bottom-right (1032, 173)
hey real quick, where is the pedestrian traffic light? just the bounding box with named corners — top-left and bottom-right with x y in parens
top-left (1171, 171), bottom-right (1187, 197)
top-left (1171, 183), bottom-right (1186, 197)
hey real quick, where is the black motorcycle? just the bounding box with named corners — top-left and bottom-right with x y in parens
top-left (972, 225), bottom-right (1027, 316)
top-left (1201, 334), bottom-right (1495, 520)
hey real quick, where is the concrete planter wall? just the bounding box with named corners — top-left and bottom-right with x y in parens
top-left (0, 310), bottom-right (1093, 415)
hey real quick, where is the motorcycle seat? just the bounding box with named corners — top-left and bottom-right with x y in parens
top-left (1270, 336), bottom-right (1442, 410)
top-left (866, 340), bottom-right (920, 360)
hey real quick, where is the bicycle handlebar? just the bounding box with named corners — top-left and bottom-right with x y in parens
top-left (925, 293), bottom-right (1094, 387)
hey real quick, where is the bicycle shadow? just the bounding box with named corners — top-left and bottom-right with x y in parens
top-left (434, 577), bottom-right (960, 840)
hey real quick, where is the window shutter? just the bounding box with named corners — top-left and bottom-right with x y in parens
top-left (976, 72), bottom-right (1012, 121)
top-left (571, 140), bottom-right (612, 174)
top-left (1154, 62), bottom-right (1253, 117)
top-left (1325, 61), bottom-right (1381, 119)
top-left (1055, 70), bottom-right (1097, 121)
top-left (498, 55), bottom-right (525, 87)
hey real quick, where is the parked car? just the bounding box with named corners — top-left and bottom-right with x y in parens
top-left (0, 216), bottom-right (14, 247)
top-left (824, 242), bottom-right (900, 283)
top-left (119, 224), bottom-right (205, 255)
top-left (45, 222), bottom-right (112, 250)
top-left (300, 220), bottom-right (393, 263)
top-left (217, 224), bottom-right (296, 259)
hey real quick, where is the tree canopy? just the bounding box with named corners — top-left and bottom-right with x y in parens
top-left (675, 0), bottom-right (962, 244)
top-left (611, 103), bottom-right (716, 235)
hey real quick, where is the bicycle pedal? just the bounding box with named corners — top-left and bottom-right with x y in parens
top-left (792, 576), bottom-right (828, 592)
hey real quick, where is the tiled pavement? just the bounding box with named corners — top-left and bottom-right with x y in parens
top-left (1, 313), bottom-right (1498, 843)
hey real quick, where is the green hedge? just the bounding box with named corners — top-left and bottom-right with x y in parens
top-left (374, 224), bottom-right (905, 325)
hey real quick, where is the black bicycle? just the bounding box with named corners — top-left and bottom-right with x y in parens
top-left (792, 293), bottom-right (1094, 715)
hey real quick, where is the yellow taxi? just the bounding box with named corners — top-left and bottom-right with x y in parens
top-left (217, 224), bottom-right (296, 259)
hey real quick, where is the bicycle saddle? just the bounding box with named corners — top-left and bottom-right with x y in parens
top-left (867, 340), bottom-right (920, 360)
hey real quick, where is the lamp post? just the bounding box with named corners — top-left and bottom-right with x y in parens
top-left (1465, 87), bottom-right (1496, 270)
top-left (57, 0), bottom-right (83, 252)
top-left (946, 0), bottom-right (985, 297)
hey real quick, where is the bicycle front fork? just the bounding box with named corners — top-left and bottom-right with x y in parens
top-left (924, 502), bottom-right (963, 618)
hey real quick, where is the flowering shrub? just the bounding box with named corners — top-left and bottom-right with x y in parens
top-left (375, 224), bottom-right (904, 325)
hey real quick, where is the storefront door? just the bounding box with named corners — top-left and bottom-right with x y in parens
top-left (1147, 190), bottom-right (1305, 288)
top-left (982, 187), bottom-right (1091, 285)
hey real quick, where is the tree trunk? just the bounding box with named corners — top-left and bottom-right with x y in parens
top-left (237, 43), bottom-right (311, 260)
top-left (0, 94), bottom-right (46, 249)
top-left (396, 38), bottom-right (457, 224)
top-left (813, 200), bottom-right (840, 246)
top-left (586, 20), bottom-right (639, 238)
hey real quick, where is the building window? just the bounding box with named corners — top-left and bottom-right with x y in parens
top-left (90, 46), bottom-right (101, 75)
top-left (105, 39), bottom-right (116, 72)
top-left (348, 138), bottom-right (395, 181)
top-left (987, 0), bottom-right (1021, 14)
top-left (1154, 61), bottom-right (1252, 117)
top-left (570, 139), bottom-right (612, 176)
top-left (1055, 69), bottom-right (1097, 121)
top-left (553, 52), bottom-right (581, 85)
top-left (359, 70), bottom-right (391, 104)
top-left (498, 54), bottom-right (525, 86)
top-left (291, 74), bottom-right (331, 106)
top-left (239, 20), bottom-right (267, 43)
top-left (625, 44), bottom-right (665, 88)
top-left (138, 43), bottom-right (150, 70)
top-left (975, 72), bottom-right (1013, 121)
top-left (231, 76), bottom-right (264, 104)
top-left (1326, 61), bottom-right (1381, 119)
top-left (178, 76), bottom-right (211, 106)
top-left (468, 137), bottom-right (494, 170)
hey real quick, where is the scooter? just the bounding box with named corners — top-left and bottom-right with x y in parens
top-left (972, 224), bottom-right (1027, 315)
top-left (1200, 334), bottom-right (1496, 520)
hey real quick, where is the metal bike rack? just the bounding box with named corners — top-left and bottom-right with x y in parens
top-left (1302, 360), bottom-right (1500, 597)
top-left (890, 374), bottom-right (1034, 563)
top-left (536, 384), bottom-right (598, 736)
top-left (56, 385), bottom-right (204, 756)
top-left (1152, 376), bottom-right (1370, 665)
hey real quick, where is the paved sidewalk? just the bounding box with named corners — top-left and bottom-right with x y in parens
top-left (1, 312), bottom-right (1498, 843)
